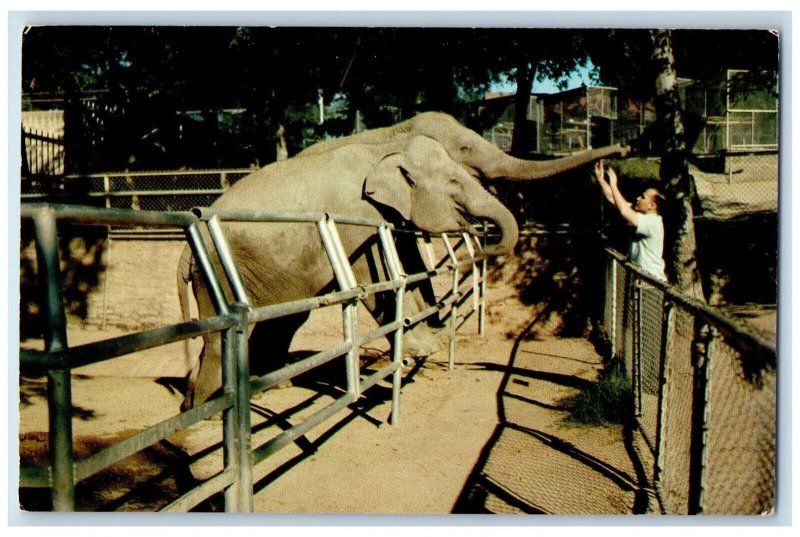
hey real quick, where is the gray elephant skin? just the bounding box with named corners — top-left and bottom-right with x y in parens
top-left (178, 112), bottom-right (629, 408)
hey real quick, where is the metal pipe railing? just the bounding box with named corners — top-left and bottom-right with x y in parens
top-left (19, 202), bottom-right (489, 512)
top-left (20, 203), bottom-right (243, 512)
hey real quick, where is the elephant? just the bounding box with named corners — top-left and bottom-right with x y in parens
top-left (178, 113), bottom-right (629, 409)
top-left (299, 111), bottom-right (630, 182)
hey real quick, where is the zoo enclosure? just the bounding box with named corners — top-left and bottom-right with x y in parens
top-left (21, 169), bottom-right (253, 212)
top-left (602, 248), bottom-right (776, 515)
top-left (19, 202), bottom-right (490, 512)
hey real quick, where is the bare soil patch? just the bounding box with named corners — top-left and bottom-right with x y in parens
top-left (18, 258), bottom-right (640, 515)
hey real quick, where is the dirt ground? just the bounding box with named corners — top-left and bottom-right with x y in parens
top-left (17, 254), bottom-right (774, 515)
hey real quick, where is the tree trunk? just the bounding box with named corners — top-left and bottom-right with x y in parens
top-left (510, 62), bottom-right (535, 156)
top-left (650, 29), bottom-right (705, 300)
top-left (268, 88), bottom-right (289, 161)
top-left (275, 122), bottom-right (288, 161)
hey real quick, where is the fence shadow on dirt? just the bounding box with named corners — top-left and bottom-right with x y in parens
top-left (180, 350), bottom-right (430, 512)
top-left (451, 310), bottom-right (652, 515)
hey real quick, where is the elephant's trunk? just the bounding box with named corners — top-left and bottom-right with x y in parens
top-left (485, 143), bottom-right (630, 181)
top-left (470, 197), bottom-right (519, 257)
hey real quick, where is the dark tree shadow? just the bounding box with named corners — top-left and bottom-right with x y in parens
top-left (19, 218), bottom-right (108, 342)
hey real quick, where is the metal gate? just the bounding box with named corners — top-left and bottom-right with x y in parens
top-left (18, 203), bottom-right (490, 512)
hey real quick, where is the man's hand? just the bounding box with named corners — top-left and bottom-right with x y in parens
top-left (594, 160), bottom-right (615, 205)
top-left (607, 166), bottom-right (618, 188)
top-left (594, 160), bottom-right (604, 182)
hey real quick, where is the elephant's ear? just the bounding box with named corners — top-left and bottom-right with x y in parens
top-left (363, 153), bottom-right (412, 220)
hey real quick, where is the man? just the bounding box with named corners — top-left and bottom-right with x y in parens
top-left (594, 161), bottom-right (667, 282)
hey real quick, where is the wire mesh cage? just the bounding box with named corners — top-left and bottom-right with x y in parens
top-left (702, 331), bottom-right (776, 514)
top-left (603, 251), bottom-right (776, 515)
top-left (537, 86), bottom-right (619, 154)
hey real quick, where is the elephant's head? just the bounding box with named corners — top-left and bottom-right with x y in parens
top-left (363, 135), bottom-right (519, 256)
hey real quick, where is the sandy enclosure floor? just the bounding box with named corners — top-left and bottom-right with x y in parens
top-left (16, 257), bottom-right (775, 515)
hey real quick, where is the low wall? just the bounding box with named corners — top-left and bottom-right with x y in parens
top-left (20, 233), bottom-right (191, 334)
top-left (94, 238), bottom-right (189, 329)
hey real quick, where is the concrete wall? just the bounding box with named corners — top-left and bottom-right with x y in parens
top-left (20, 235), bottom-right (192, 333)
top-left (93, 238), bottom-right (190, 330)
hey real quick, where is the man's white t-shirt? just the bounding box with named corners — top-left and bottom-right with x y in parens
top-left (630, 213), bottom-right (667, 282)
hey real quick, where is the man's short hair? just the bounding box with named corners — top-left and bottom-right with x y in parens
top-left (647, 188), bottom-right (666, 212)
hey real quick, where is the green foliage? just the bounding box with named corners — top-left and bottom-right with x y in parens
top-left (561, 361), bottom-right (633, 426)
top-left (21, 27), bottom-right (780, 172)
top-left (608, 157), bottom-right (662, 183)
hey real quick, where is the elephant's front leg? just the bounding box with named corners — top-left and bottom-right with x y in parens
top-left (186, 311), bottom-right (312, 409)
top-left (400, 282), bottom-right (450, 357)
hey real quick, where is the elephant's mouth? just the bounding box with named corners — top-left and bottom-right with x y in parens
top-left (456, 205), bottom-right (518, 256)
top-left (457, 210), bottom-right (483, 237)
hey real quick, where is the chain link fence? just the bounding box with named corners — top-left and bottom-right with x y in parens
top-left (603, 249), bottom-right (776, 515)
top-left (22, 169), bottom-right (253, 215)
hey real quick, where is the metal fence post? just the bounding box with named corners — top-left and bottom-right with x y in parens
top-left (318, 217), bottom-right (360, 401)
top-left (32, 206), bottom-right (75, 511)
top-left (462, 233), bottom-right (479, 316)
top-left (633, 278), bottom-right (643, 419)
top-left (223, 302), bottom-right (253, 512)
top-left (205, 215), bottom-right (249, 305)
top-left (442, 234), bottom-right (459, 371)
top-left (477, 230), bottom-right (488, 337)
top-left (654, 298), bottom-right (674, 492)
top-left (609, 258), bottom-right (618, 359)
top-left (688, 321), bottom-right (714, 514)
top-left (378, 224), bottom-right (406, 426)
top-left (185, 222), bottom-right (229, 315)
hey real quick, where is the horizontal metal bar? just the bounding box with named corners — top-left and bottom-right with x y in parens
top-left (78, 189), bottom-right (226, 197)
top-left (404, 302), bottom-right (446, 328)
top-left (252, 392), bottom-right (356, 465)
top-left (359, 362), bottom-right (401, 393)
top-left (329, 214), bottom-right (393, 228)
top-left (360, 279), bottom-right (404, 295)
top-left (247, 289), bottom-right (362, 324)
top-left (606, 248), bottom-right (776, 357)
top-left (20, 314), bottom-right (237, 372)
top-left (74, 393), bottom-right (234, 483)
top-left (250, 343), bottom-right (353, 394)
top-left (63, 169), bottom-right (252, 180)
top-left (107, 230), bottom-right (186, 240)
top-left (405, 257), bottom-right (487, 286)
top-left (21, 203), bottom-right (197, 228)
top-left (726, 108), bottom-right (778, 114)
top-left (193, 207), bottom-right (326, 224)
top-left (23, 131), bottom-right (64, 143)
top-left (455, 308), bottom-right (477, 332)
top-left (405, 267), bottom-right (453, 285)
top-left (192, 207), bottom-right (388, 229)
top-left (358, 320), bottom-right (404, 346)
top-left (160, 466), bottom-right (238, 513)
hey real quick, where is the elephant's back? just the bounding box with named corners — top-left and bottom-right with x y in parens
top-left (212, 149), bottom-right (374, 216)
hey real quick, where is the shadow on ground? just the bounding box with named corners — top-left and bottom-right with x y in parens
top-left (451, 311), bottom-right (653, 515)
